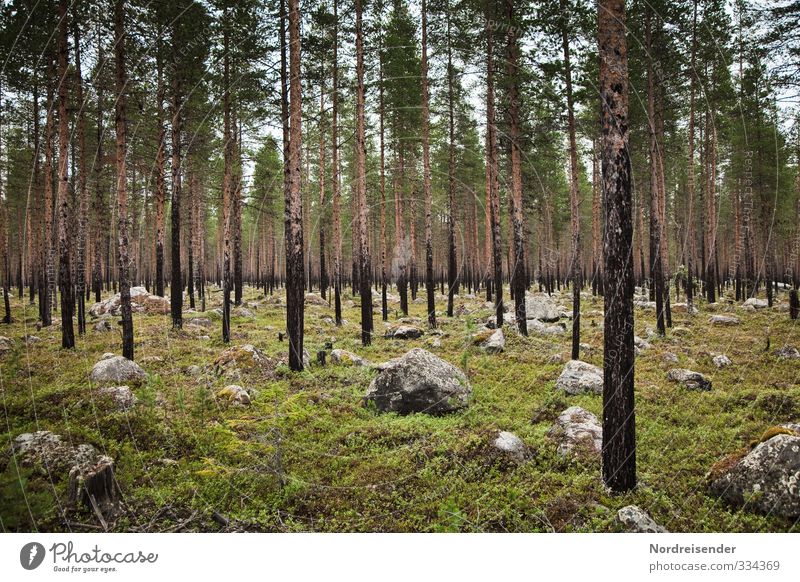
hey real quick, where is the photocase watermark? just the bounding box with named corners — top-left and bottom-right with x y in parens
top-left (18, 540), bottom-right (159, 574)
top-left (20, 542), bottom-right (46, 570)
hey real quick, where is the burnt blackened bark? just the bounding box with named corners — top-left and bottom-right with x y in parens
top-left (599, 0), bottom-right (636, 493)
top-left (115, 0), bottom-right (134, 360)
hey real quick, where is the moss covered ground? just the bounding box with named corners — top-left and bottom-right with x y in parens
top-left (1, 285), bottom-right (798, 532)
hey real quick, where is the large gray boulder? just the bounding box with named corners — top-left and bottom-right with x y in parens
top-left (89, 355), bottom-right (146, 385)
top-left (555, 360), bottom-right (603, 395)
top-left (548, 406), bottom-right (602, 457)
top-left (525, 295), bottom-right (560, 322)
top-left (667, 368), bottom-right (712, 391)
top-left (709, 425), bottom-right (800, 518)
top-left (365, 348), bottom-right (471, 414)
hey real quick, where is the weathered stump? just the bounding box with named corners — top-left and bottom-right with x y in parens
top-left (67, 455), bottom-right (120, 518)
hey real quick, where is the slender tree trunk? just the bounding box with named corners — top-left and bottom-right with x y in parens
top-left (73, 15), bottom-right (88, 335)
top-left (421, 0), bottom-right (435, 329)
top-left (93, 28), bottom-right (104, 304)
top-left (42, 66), bottom-right (55, 327)
top-left (485, 9), bottom-right (503, 328)
top-left (234, 118), bottom-right (243, 306)
top-left (331, 0), bottom-right (342, 326)
top-left (285, 0), bottom-right (305, 370)
top-left (686, 0), bottom-right (697, 310)
top-left (599, 0), bottom-right (636, 493)
top-left (170, 37), bottom-right (183, 329)
top-left (445, 8), bottom-right (458, 317)
top-left (154, 35), bottom-right (166, 298)
top-left (561, 0), bottom-right (579, 352)
top-left (378, 20), bottom-right (388, 322)
top-left (222, 18), bottom-right (232, 342)
top-left (57, 0), bottom-right (75, 348)
top-left (355, 0), bottom-right (373, 344)
top-left (646, 10), bottom-right (665, 335)
top-left (115, 0), bottom-right (134, 360)
top-left (318, 54), bottom-right (328, 301)
top-left (591, 138), bottom-right (603, 295)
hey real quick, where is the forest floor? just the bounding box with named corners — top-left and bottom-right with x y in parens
top-left (1, 283), bottom-right (798, 532)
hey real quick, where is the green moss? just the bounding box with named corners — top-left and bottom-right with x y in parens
top-left (0, 285), bottom-right (798, 532)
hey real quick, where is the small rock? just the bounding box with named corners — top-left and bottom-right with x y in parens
top-left (634, 336), bottom-right (651, 350)
top-left (97, 385), bottom-right (138, 411)
top-left (667, 368), bottom-right (712, 391)
top-left (474, 328), bottom-right (505, 353)
top-left (548, 353), bottom-right (565, 364)
top-left (527, 319), bottom-right (565, 335)
top-left (713, 354), bottom-right (732, 368)
top-left (186, 365), bottom-right (202, 376)
top-left (548, 406), bottom-right (603, 457)
top-left (555, 360), bottom-right (603, 395)
top-left (386, 325), bottom-right (424, 340)
top-left (216, 384), bottom-right (251, 405)
top-left (743, 297), bottom-right (768, 309)
top-left (90, 356), bottom-right (147, 385)
top-left (492, 431), bottom-right (530, 463)
top-left (663, 352), bottom-right (679, 363)
top-left (304, 293), bottom-right (328, 306)
top-left (233, 307), bottom-right (255, 318)
top-left (617, 505), bottom-right (667, 533)
top-left (775, 345), bottom-right (800, 360)
top-left (93, 320), bottom-right (113, 333)
top-left (186, 317), bottom-right (212, 328)
top-left (710, 315), bottom-right (739, 326)
top-left (330, 349), bottom-right (371, 367)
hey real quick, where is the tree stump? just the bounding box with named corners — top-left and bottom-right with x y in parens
top-left (67, 455), bottom-right (119, 518)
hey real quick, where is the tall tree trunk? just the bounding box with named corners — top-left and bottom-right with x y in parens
top-left (285, 0), bottom-right (305, 370)
top-left (646, 9), bottom-right (665, 335)
top-left (115, 0), bottom-right (134, 360)
top-left (378, 17), bottom-right (388, 322)
top-left (222, 19), bottom-right (232, 342)
top-left (561, 0), bottom-right (579, 351)
top-left (591, 138), bottom-right (603, 295)
top-left (331, 0), bottom-right (342, 326)
top-left (318, 54), bottom-right (328, 301)
top-left (57, 0), bottom-right (75, 348)
top-left (421, 0), bottom-right (435, 329)
top-left (599, 0), bottom-right (636, 493)
top-left (686, 0), bottom-right (697, 310)
top-left (93, 27), bottom-right (104, 304)
top-left (43, 66), bottom-right (55, 327)
top-left (355, 0), bottom-right (373, 344)
top-left (234, 117), bottom-right (243, 306)
top-left (705, 104), bottom-right (718, 303)
top-left (73, 14), bottom-right (88, 335)
top-left (154, 35), bottom-right (166, 298)
top-left (485, 8), bottom-right (503, 328)
top-left (170, 33), bottom-right (183, 329)
top-left (445, 8), bottom-right (458, 317)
